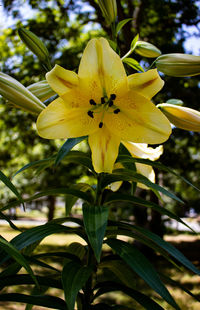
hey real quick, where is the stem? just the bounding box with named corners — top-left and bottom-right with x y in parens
top-left (83, 247), bottom-right (95, 309)
top-left (121, 48), bottom-right (133, 60)
top-left (95, 173), bottom-right (103, 206)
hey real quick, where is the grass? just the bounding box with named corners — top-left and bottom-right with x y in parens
top-left (0, 225), bottom-right (200, 309)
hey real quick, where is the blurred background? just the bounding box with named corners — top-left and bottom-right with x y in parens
top-left (0, 1), bottom-right (200, 308)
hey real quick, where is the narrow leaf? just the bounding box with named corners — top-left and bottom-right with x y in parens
top-left (83, 203), bottom-right (109, 262)
top-left (62, 260), bottom-right (93, 310)
top-left (106, 239), bottom-right (180, 310)
top-left (0, 293), bottom-right (66, 309)
top-left (131, 34), bottom-right (139, 50)
top-left (13, 156), bottom-right (55, 177)
top-left (122, 58), bottom-right (144, 72)
top-left (55, 136), bottom-right (87, 166)
top-left (0, 170), bottom-right (24, 205)
top-left (115, 18), bottom-right (132, 35)
top-left (93, 281), bottom-right (164, 310)
top-left (0, 237), bottom-right (39, 288)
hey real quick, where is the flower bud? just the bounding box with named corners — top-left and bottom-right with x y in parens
top-left (135, 41), bottom-right (161, 58)
top-left (97, 0), bottom-right (117, 25)
top-left (157, 103), bottom-right (200, 131)
top-left (18, 28), bottom-right (51, 68)
top-left (0, 72), bottom-right (46, 114)
top-left (27, 80), bottom-right (55, 101)
top-left (155, 54), bottom-right (200, 77)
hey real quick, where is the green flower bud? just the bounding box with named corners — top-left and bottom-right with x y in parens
top-left (135, 41), bottom-right (161, 58)
top-left (0, 72), bottom-right (46, 114)
top-left (157, 103), bottom-right (200, 132)
top-left (18, 28), bottom-right (51, 69)
top-left (155, 54), bottom-right (200, 77)
top-left (97, 0), bottom-right (117, 25)
top-left (27, 80), bottom-right (55, 101)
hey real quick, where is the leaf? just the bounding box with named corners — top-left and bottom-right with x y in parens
top-left (64, 151), bottom-right (94, 171)
top-left (13, 156), bottom-right (55, 177)
top-left (105, 239), bottom-right (180, 310)
top-left (83, 203), bottom-right (109, 262)
top-left (0, 210), bottom-right (21, 231)
top-left (93, 281), bottom-right (164, 310)
top-left (117, 155), bottom-right (200, 193)
top-left (55, 136), bottom-right (87, 166)
top-left (0, 237), bottom-right (39, 288)
top-left (101, 169), bottom-right (183, 203)
top-left (104, 193), bottom-right (193, 231)
top-left (62, 260), bottom-right (93, 310)
top-left (0, 170), bottom-right (24, 206)
top-left (115, 18), bottom-right (133, 35)
top-left (122, 58), bottom-right (144, 72)
top-left (0, 274), bottom-right (62, 291)
top-left (130, 34), bottom-right (139, 50)
top-left (0, 293), bottom-right (66, 309)
top-left (0, 223), bottom-right (86, 265)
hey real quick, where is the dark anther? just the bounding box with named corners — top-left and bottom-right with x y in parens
top-left (109, 100), bottom-right (113, 107)
top-left (101, 97), bottom-right (105, 104)
top-left (88, 111), bottom-right (94, 118)
top-left (114, 108), bottom-right (120, 114)
top-left (99, 122), bottom-right (103, 128)
top-left (110, 94), bottom-right (116, 100)
top-left (89, 99), bottom-right (96, 105)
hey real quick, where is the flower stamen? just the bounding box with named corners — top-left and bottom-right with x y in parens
top-left (87, 110), bottom-right (94, 118)
top-left (114, 108), bottom-right (120, 114)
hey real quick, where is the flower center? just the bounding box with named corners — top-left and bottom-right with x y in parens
top-left (87, 93), bottom-right (120, 128)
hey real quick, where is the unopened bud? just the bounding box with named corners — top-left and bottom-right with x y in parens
top-left (0, 72), bottom-right (46, 114)
top-left (157, 103), bottom-right (200, 132)
top-left (97, 0), bottom-right (117, 25)
top-left (155, 54), bottom-right (200, 77)
top-left (27, 80), bottom-right (55, 101)
top-left (135, 41), bottom-right (161, 58)
top-left (18, 28), bottom-right (51, 69)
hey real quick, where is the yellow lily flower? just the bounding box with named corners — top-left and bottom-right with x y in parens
top-left (36, 38), bottom-right (171, 173)
top-left (109, 143), bottom-right (163, 191)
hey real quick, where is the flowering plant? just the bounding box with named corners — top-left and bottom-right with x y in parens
top-left (0, 1), bottom-right (200, 309)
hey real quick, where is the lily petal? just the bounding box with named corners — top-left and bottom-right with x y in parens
top-left (123, 142), bottom-right (163, 160)
top-left (46, 64), bottom-right (79, 96)
top-left (127, 69), bottom-right (164, 99)
top-left (88, 126), bottom-right (120, 173)
top-left (105, 90), bottom-right (171, 144)
top-left (136, 163), bottom-right (155, 189)
top-left (78, 38), bottom-right (128, 96)
top-left (36, 97), bottom-right (100, 139)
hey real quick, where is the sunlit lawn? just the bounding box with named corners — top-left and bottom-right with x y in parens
top-left (0, 225), bottom-right (200, 310)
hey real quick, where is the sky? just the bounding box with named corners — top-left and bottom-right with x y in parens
top-left (0, 0), bottom-right (200, 54)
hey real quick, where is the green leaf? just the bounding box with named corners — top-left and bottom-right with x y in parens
top-left (0, 170), bottom-right (24, 206)
top-left (130, 34), bottom-right (139, 50)
top-left (93, 281), bottom-right (164, 310)
top-left (64, 151), bottom-right (94, 171)
top-left (55, 136), bottom-right (87, 166)
top-left (83, 203), bottom-right (109, 262)
top-left (105, 239), bottom-right (180, 310)
top-left (0, 223), bottom-right (86, 265)
top-left (117, 155), bottom-right (200, 193)
top-left (0, 210), bottom-right (21, 231)
top-left (101, 169), bottom-right (183, 203)
top-left (122, 58), bottom-right (144, 72)
top-left (1, 187), bottom-right (94, 211)
top-left (166, 99), bottom-right (184, 106)
top-left (100, 259), bottom-right (137, 288)
top-left (115, 18), bottom-right (132, 35)
top-left (104, 193), bottom-right (192, 231)
top-left (0, 274), bottom-right (62, 291)
top-left (62, 260), bottom-right (93, 310)
top-left (0, 293), bottom-right (66, 309)
top-left (0, 237), bottom-right (39, 288)
top-left (13, 156), bottom-right (55, 177)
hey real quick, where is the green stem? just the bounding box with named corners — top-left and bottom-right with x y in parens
top-left (95, 173), bottom-right (103, 206)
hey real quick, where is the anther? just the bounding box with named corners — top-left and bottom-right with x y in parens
top-left (101, 97), bottom-right (105, 104)
top-left (87, 111), bottom-right (94, 118)
top-left (110, 94), bottom-right (116, 100)
top-left (114, 108), bottom-right (120, 114)
top-left (109, 100), bottom-right (113, 107)
top-left (99, 122), bottom-right (103, 128)
top-left (89, 99), bottom-right (96, 105)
